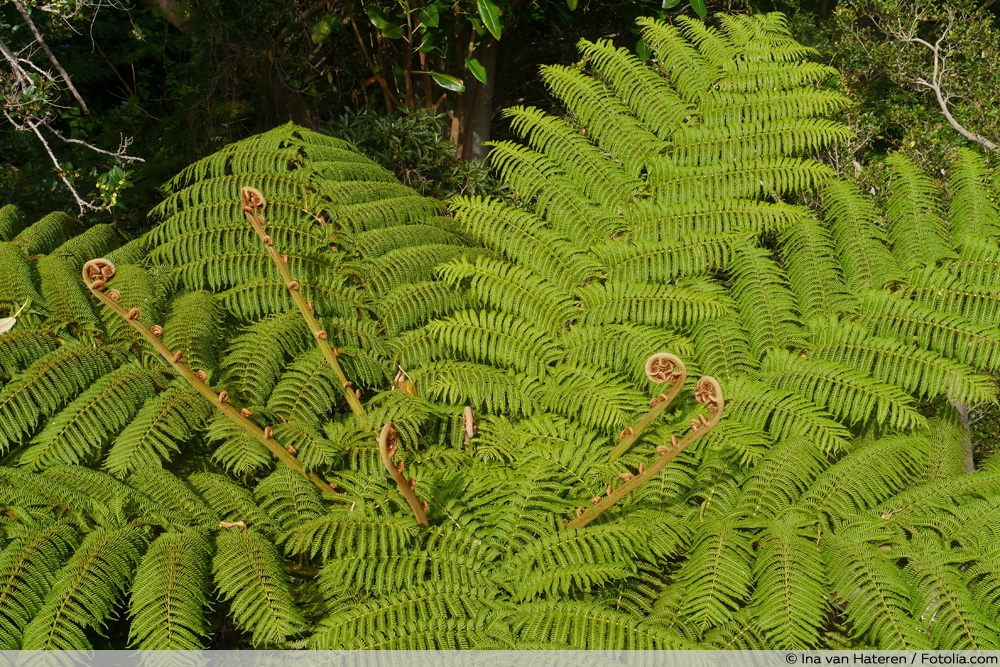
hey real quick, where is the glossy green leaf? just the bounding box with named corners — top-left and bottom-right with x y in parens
top-left (662, 0), bottom-right (681, 8)
top-left (310, 14), bottom-right (335, 44)
top-left (477, 0), bottom-right (502, 40)
top-left (567, 0), bottom-right (578, 9)
top-left (466, 58), bottom-right (488, 85)
top-left (636, 38), bottom-right (652, 61)
top-left (419, 5), bottom-right (439, 28)
top-left (430, 71), bottom-right (465, 92)
top-left (383, 24), bottom-right (404, 39)
top-left (366, 7), bottom-right (390, 29)
top-left (690, 0), bottom-right (708, 17)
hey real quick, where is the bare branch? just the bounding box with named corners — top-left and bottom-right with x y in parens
top-left (46, 125), bottom-right (145, 163)
top-left (889, 10), bottom-right (998, 152)
top-left (12, 0), bottom-right (90, 114)
top-left (8, 112), bottom-right (99, 215)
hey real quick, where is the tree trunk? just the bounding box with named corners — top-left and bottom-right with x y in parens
top-left (462, 39), bottom-right (498, 161)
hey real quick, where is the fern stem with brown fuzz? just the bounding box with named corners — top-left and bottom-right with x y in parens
top-left (608, 352), bottom-right (688, 462)
top-left (81, 258), bottom-right (335, 496)
top-left (567, 376), bottom-right (724, 529)
top-left (376, 422), bottom-right (429, 526)
top-left (240, 186), bottom-right (366, 417)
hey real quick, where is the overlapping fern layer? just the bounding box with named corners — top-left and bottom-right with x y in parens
top-left (3, 11), bottom-right (1000, 650)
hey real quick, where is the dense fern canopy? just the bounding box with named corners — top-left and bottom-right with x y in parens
top-left (3, 11), bottom-right (1000, 651)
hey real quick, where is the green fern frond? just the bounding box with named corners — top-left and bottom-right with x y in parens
top-left (800, 435), bottom-right (930, 524)
top-left (37, 255), bottom-right (103, 335)
top-left (0, 204), bottom-right (27, 241)
top-left (948, 147), bottom-right (1000, 243)
top-left (161, 291), bottom-right (222, 377)
top-left (319, 525), bottom-right (495, 598)
top-left (0, 344), bottom-right (113, 454)
top-left (760, 349), bottom-right (925, 431)
top-left (599, 233), bottom-right (738, 283)
top-left (505, 523), bottom-right (647, 601)
top-left (18, 365), bottom-right (157, 471)
top-left (358, 243), bottom-right (478, 295)
top-left (652, 158), bottom-right (835, 202)
top-left (475, 458), bottom-right (574, 555)
top-left (780, 215), bottom-right (856, 319)
top-left (127, 467), bottom-right (218, 529)
top-left (481, 142), bottom-right (622, 245)
top-left (578, 38), bottom-right (690, 138)
top-left (450, 196), bottom-right (602, 290)
top-left (637, 18), bottom-right (714, 102)
top-left (425, 309), bottom-right (558, 376)
top-left (904, 535), bottom-right (999, 649)
top-left (376, 280), bottom-right (469, 337)
top-left (627, 199), bottom-right (804, 242)
top-left (561, 323), bottom-right (694, 384)
top-left (948, 237), bottom-right (1000, 286)
top-left (96, 264), bottom-right (162, 336)
top-left (750, 511), bottom-right (828, 649)
top-left (692, 316), bottom-right (755, 379)
top-left (309, 582), bottom-right (494, 649)
top-left (885, 154), bottom-right (954, 270)
top-left (900, 265), bottom-right (1000, 326)
top-left (807, 318), bottom-right (996, 406)
top-left (411, 360), bottom-right (542, 417)
top-left (0, 243), bottom-right (43, 319)
top-left (0, 329), bottom-right (57, 377)
top-left (129, 529), bottom-right (212, 650)
top-left (52, 224), bottom-right (121, 270)
top-left (103, 388), bottom-right (211, 478)
top-left (541, 64), bottom-right (662, 177)
top-left (581, 280), bottom-right (730, 328)
top-left (255, 467), bottom-right (325, 540)
top-left (206, 416), bottom-right (274, 476)
top-left (504, 106), bottom-right (640, 206)
top-left (20, 524), bottom-right (147, 649)
top-left (436, 255), bottom-right (577, 334)
top-left (729, 241), bottom-right (804, 358)
top-left (212, 528), bottom-right (304, 646)
top-left (670, 118), bottom-right (851, 167)
top-left (171, 250), bottom-right (324, 293)
top-left (821, 181), bottom-right (900, 291)
top-left (12, 212), bottom-right (81, 256)
top-left (821, 529), bottom-right (931, 649)
top-left (264, 348), bottom-right (342, 425)
top-left (856, 291), bottom-right (1000, 370)
top-left (187, 472), bottom-right (272, 531)
top-left (510, 599), bottom-right (698, 649)
top-left (282, 510), bottom-right (421, 559)
top-left (723, 377), bottom-right (851, 455)
top-left (0, 519), bottom-right (78, 649)
top-left (539, 363), bottom-right (645, 432)
top-left (675, 519), bottom-right (755, 631)
top-left (735, 437), bottom-right (826, 519)
top-left (218, 310), bottom-right (311, 405)
top-left (700, 88), bottom-right (851, 127)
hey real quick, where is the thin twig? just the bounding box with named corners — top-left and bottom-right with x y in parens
top-left (12, 0), bottom-right (90, 113)
top-left (890, 10), bottom-right (998, 151)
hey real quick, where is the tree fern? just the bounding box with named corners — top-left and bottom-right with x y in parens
top-left (212, 529), bottom-right (304, 646)
top-left (20, 524), bottom-right (147, 649)
top-left (5, 11), bottom-right (1000, 652)
top-left (129, 529), bottom-right (213, 650)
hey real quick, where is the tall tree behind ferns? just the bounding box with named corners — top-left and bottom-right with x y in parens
top-left (2, 11), bottom-right (1000, 650)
